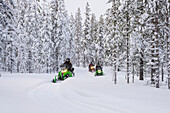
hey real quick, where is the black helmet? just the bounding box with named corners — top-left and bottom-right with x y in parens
top-left (66, 58), bottom-right (70, 62)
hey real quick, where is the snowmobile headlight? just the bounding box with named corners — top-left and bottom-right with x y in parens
top-left (98, 70), bottom-right (101, 73)
top-left (61, 69), bottom-right (67, 73)
top-left (91, 66), bottom-right (95, 70)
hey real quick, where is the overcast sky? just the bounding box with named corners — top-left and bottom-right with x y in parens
top-left (64, 0), bottom-right (112, 20)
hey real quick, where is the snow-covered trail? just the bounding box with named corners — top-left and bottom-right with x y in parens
top-left (0, 67), bottom-right (170, 113)
top-left (27, 67), bottom-right (119, 113)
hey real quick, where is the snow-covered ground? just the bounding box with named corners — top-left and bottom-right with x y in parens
top-left (0, 67), bottom-right (170, 113)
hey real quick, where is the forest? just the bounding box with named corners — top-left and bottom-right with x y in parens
top-left (0, 0), bottom-right (169, 88)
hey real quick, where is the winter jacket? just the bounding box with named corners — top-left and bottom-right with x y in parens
top-left (95, 65), bottom-right (102, 71)
top-left (89, 64), bottom-right (94, 68)
top-left (60, 61), bottom-right (72, 71)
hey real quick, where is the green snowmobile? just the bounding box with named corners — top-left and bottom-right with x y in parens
top-left (52, 65), bottom-right (73, 83)
top-left (95, 66), bottom-right (104, 76)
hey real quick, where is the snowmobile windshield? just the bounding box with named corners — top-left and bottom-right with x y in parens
top-left (96, 66), bottom-right (102, 70)
top-left (61, 64), bottom-right (70, 69)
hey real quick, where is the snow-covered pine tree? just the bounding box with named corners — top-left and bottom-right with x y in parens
top-left (68, 14), bottom-right (76, 64)
top-left (106, 0), bottom-right (122, 84)
top-left (97, 15), bottom-right (105, 66)
top-left (34, 0), bottom-right (53, 73)
top-left (39, 1), bottom-right (52, 73)
top-left (104, 11), bottom-right (113, 66)
top-left (14, 0), bottom-right (28, 73)
top-left (0, 0), bottom-right (4, 71)
top-left (153, 1), bottom-right (160, 88)
top-left (90, 13), bottom-right (97, 64)
top-left (0, 0), bottom-right (16, 73)
top-left (6, 0), bottom-right (17, 73)
top-left (57, 0), bottom-right (71, 64)
top-left (32, 0), bottom-right (45, 73)
top-left (130, 0), bottom-right (150, 81)
top-left (163, 0), bottom-right (170, 89)
top-left (146, 0), bottom-right (161, 88)
top-left (57, 0), bottom-right (66, 64)
top-left (147, 0), bottom-right (166, 88)
top-left (50, 0), bottom-right (59, 72)
top-left (15, 0), bottom-right (43, 73)
top-left (155, 1), bottom-right (169, 82)
top-left (155, 0), bottom-right (170, 88)
top-left (82, 2), bottom-right (91, 67)
top-left (74, 8), bottom-right (82, 67)
top-left (120, 0), bottom-right (135, 84)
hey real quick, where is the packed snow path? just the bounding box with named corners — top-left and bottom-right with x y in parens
top-left (0, 67), bottom-right (170, 113)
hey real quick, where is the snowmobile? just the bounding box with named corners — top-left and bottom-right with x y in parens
top-left (89, 65), bottom-right (95, 72)
top-left (94, 66), bottom-right (104, 76)
top-left (52, 64), bottom-right (73, 83)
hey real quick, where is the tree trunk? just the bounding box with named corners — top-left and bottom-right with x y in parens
top-left (161, 63), bottom-right (164, 82)
top-left (132, 64), bottom-right (135, 83)
top-left (139, 57), bottom-right (144, 80)
top-left (114, 64), bottom-right (117, 84)
top-left (165, 0), bottom-right (170, 89)
top-left (10, 45), bottom-right (13, 73)
top-left (126, 20), bottom-right (130, 84)
top-left (113, 44), bottom-right (117, 84)
top-left (125, 1), bottom-right (130, 84)
top-left (155, 1), bottom-right (159, 88)
top-left (150, 1), bottom-right (160, 88)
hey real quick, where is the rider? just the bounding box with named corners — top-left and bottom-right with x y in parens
top-left (60, 58), bottom-right (74, 73)
top-left (95, 62), bottom-right (102, 71)
top-left (89, 62), bottom-right (94, 71)
top-left (89, 62), bottom-right (94, 68)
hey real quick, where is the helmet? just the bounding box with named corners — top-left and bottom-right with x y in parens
top-left (66, 58), bottom-right (70, 62)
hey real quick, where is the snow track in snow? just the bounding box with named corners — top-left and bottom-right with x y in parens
top-left (26, 67), bottom-right (128, 113)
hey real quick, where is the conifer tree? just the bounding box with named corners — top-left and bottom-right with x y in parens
top-left (50, 0), bottom-right (59, 72)
top-left (146, 0), bottom-right (163, 88)
top-left (74, 8), bottom-right (82, 67)
top-left (68, 14), bottom-right (76, 64)
top-left (82, 2), bottom-right (91, 67)
top-left (0, 0), bottom-right (16, 73)
top-left (90, 13), bottom-right (97, 64)
top-left (56, 0), bottom-right (73, 65)
top-left (131, 0), bottom-right (149, 81)
top-left (97, 15), bottom-right (105, 66)
top-left (120, 0), bottom-right (135, 83)
top-left (106, 0), bottom-right (122, 83)
top-left (163, 0), bottom-right (170, 89)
